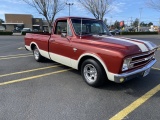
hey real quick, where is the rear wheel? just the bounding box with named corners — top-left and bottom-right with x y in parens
top-left (33, 46), bottom-right (44, 62)
top-left (81, 59), bottom-right (106, 87)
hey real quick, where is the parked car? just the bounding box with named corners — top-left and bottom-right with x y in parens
top-left (33, 29), bottom-right (39, 32)
top-left (0, 26), bottom-right (5, 31)
top-left (110, 29), bottom-right (121, 35)
top-left (12, 29), bottom-right (21, 33)
top-left (21, 28), bottom-right (32, 32)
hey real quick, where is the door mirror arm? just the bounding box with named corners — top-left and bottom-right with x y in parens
top-left (61, 33), bottom-right (70, 41)
top-left (61, 33), bottom-right (67, 38)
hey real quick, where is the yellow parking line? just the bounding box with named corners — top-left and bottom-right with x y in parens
top-left (158, 45), bottom-right (160, 50)
top-left (109, 84), bottom-right (160, 120)
top-left (0, 65), bottom-right (61, 78)
top-left (0, 53), bottom-right (32, 58)
top-left (18, 47), bottom-right (25, 50)
top-left (152, 67), bottom-right (160, 70)
top-left (0, 68), bottom-right (73, 86)
top-left (0, 55), bottom-right (33, 60)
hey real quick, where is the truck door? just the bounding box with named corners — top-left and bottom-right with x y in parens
top-left (49, 19), bottom-right (74, 67)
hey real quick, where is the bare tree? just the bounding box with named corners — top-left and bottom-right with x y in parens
top-left (0, 19), bottom-right (4, 25)
top-left (78, 0), bottom-right (114, 20)
top-left (147, 0), bottom-right (160, 11)
top-left (22, 0), bottom-right (66, 33)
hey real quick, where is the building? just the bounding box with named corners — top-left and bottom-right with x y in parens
top-left (2, 14), bottom-right (32, 31)
top-left (2, 14), bottom-right (48, 32)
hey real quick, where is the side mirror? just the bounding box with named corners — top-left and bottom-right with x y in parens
top-left (61, 33), bottom-right (67, 38)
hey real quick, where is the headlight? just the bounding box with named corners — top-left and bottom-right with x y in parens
top-left (122, 58), bottom-right (132, 71)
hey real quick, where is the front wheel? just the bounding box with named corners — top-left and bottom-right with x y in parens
top-left (81, 59), bottom-right (106, 87)
top-left (33, 46), bottom-right (44, 62)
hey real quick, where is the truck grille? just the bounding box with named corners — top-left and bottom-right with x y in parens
top-left (129, 49), bottom-right (156, 68)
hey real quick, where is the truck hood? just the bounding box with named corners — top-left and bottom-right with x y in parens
top-left (79, 35), bottom-right (157, 55)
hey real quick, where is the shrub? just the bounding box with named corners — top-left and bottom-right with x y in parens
top-left (120, 32), bottom-right (158, 35)
top-left (21, 31), bottom-right (49, 35)
top-left (0, 31), bottom-right (13, 35)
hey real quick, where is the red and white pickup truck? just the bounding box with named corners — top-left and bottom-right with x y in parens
top-left (25, 17), bottom-right (158, 87)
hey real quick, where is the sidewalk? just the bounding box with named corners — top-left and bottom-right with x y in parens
top-left (12, 33), bottom-right (21, 36)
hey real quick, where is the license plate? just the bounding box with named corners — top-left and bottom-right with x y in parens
top-left (143, 68), bottom-right (151, 77)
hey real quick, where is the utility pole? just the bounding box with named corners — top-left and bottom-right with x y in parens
top-left (66, 3), bottom-right (74, 16)
top-left (138, 8), bottom-right (143, 32)
top-left (159, 18), bottom-right (160, 32)
top-left (130, 17), bottom-right (133, 27)
top-left (110, 16), bottom-right (112, 29)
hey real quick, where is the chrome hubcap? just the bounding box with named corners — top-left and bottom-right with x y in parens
top-left (83, 64), bottom-right (97, 83)
top-left (34, 49), bottom-right (39, 60)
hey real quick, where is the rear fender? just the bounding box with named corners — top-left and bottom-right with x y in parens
top-left (30, 42), bottom-right (40, 51)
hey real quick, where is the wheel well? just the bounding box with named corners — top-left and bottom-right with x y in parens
top-left (31, 44), bottom-right (36, 51)
top-left (78, 56), bottom-right (103, 71)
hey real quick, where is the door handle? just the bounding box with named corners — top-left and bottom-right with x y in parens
top-left (73, 48), bottom-right (77, 52)
top-left (50, 39), bottom-right (55, 42)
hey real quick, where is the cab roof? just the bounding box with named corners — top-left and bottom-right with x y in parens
top-left (55, 16), bottom-right (98, 21)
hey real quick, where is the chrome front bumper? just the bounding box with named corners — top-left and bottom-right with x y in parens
top-left (114, 59), bottom-right (157, 83)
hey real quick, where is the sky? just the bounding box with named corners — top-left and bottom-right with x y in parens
top-left (0, 0), bottom-right (160, 26)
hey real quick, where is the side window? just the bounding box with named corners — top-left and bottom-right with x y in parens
top-left (55, 20), bottom-right (67, 35)
top-left (67, 21), bottom-right (72, 36)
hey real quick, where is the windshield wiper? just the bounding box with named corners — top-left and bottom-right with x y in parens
top-left (98, 32), bottom-right (106, 36)
top-left (98, 32), bottom-right (112, 36)
top-left (79, 32), bottom-right (92, 35)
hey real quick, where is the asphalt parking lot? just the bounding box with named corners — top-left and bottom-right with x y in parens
top-left (0, 35), bottom-right (160, 120)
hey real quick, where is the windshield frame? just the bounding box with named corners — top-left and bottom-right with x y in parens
top-left (71, 18), bottom-right (111, 36)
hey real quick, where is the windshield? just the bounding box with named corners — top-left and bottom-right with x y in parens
top-left (71, 19), bottom-right (111, 36)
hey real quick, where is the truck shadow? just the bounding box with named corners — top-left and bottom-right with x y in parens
top-left (101, 69), bottom-right (160, 97)
top-left (70, 68), bottom-right (160, 97)
top-left (44, 60), bottom-right (160, 97)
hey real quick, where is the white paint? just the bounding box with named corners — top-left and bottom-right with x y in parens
top-left (39, 50), bottom-right (50, 59)
top-left (70, 59), bottom-right (79, 69)
top-left (49, 52), bottom-right (79, 69)
top-left (131, 39), bottom-right (157, 50)
top-left (97, 35), bottom-right (149, 52)
top-left (109, 36), bottom-right (149, 52)
top-left (25, 45), bottom-right (31, 51)
top-left (120, 37), bottom-right (157, 50)
top-left (49, 52), bottom-right (73, 68)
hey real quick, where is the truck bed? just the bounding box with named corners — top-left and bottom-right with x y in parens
top-left (25, 33), bottom-right (51, 58)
